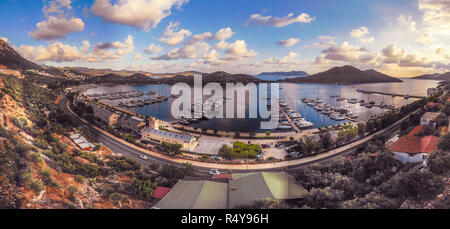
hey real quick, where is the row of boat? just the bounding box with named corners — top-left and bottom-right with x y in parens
top-left (301, 98), bottom-right (357, 121)
top-left (118, 95), bottom-right (169, 107)
top-left (85, 90), bottom-right (151, 100)
top-left (278, 100), bottom-right (314, 130)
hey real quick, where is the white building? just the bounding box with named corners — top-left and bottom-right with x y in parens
top-left (389, 126), bottom-right (439, 164)
top-left (141, 128), bottom-right (194, 149)
top-left (420, 112), bottom-right (440, 128)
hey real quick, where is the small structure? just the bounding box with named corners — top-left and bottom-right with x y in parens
top-left (153, 180), bottom-right (228, 209)
top-left (389, 126), bottom-right (439, 164)
top-left (141, 128), bottom-right (194, 149)
top-left (153, 172), bottom-right (306, 209)
top-left (420, 112), bottom-right (441, 128)
top-left (427, 88), bottom-right (438, 96)
top-left (89, 103), bottom-right (120, 126)
top-left (228, 172), bottom-right (306, 209)
top-left (119, 115), bottom-right (146, 133)
top-left (151, 186), bottom-right (172, 199)
top-left (148, 117), bottom-right (160, 129)
top-left (70, 134), bottom-right (95, 151)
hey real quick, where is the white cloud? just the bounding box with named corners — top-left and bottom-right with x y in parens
top-left (380, 44), bottom-right (440, 69)
top-left (223, 40), bottom-right (258, 60)
top-left (211, 27), bottom-right (234, 41)
top-left (350, 26), bottom-right (369, 38)
top-left (381, 44), bottom-right (406, 63)
top-left (321, 41), bottom-right (367, 62)
top-left (134, 53), bottom-right (143, 60)
top-left (214, 40), bottom-right (229, 50)
top-left (186, 32), bottom-right (212, 45)
top-left (81, 40), bottom-right (90, 53)
top-left (17, 42), bottom-right (84, 62)
top-left (416, 33), bottom-right (433, 45)
top-left (30, 16), bottom-right (85, 40)
top-left (158, 22), bottom-right (192, 46)
top-left (397, 15), bottom-right (417, 32)
top-left (144, 43), bottom-right (163, 54)
top-left (43, 0), bottom-right (72, 16)
top-left (313, 36), bottom-right (337, 48)
top-left (91, 0), bottom-right (188, 30)
top-left (30, 0), bottom-right (84, 40)
top-left (361, 37), bottom-right (375, 43)
top-left (91, 35), bottom-right (135, 61)
top-left (418, 0), bottom-right (450, 32)
top-left (152, 38), bottom-right (211, 60)
top-left (277, 38), bottom-right (300, 47)
top-left (246, 13), bottom-right (315, 27)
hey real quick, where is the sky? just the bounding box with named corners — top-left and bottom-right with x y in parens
top-left (0, 0), bottom-right (449, 77)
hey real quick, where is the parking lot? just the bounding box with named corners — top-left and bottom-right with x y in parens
top-left (193, 136), bottom-right (233, 155)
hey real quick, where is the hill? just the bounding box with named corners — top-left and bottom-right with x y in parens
top-left (258, 71), bottom-right (308, 77)
top-left (0, 40), bottom-right (41, 71)
top-left (86, 71), bottom-right (266, 85)
top-left (412, 72), bottom-right (450, 81)
top-left (282, 65), bottom-right (403, 84)
top-left (86, 73), bottom-right (158, 85)
top-left (69, 67), bottom-right (202, 78)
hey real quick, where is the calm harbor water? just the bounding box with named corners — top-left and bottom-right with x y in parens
top-left (83, 78), bottom-right (438, 132)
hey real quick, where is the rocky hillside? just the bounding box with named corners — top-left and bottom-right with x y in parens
top-left (0, 40), bottom-right (86, 80)
top-left (282, 65), bottom-right (403, 84)
top-left (412, 72), bottom-right (450, 81)
top-left (0, 73), bottom-right (188, 209)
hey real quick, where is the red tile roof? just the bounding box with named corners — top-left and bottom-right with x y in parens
top-left (407, 125), bottom-right (425, 136)
top-left (426, 102), bottom-right (443, 109)
top-left (390, 135), bottom-right (439, 154)
top-left (151, 186), bottom-right (171, 199)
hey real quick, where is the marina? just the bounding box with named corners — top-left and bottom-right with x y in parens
top-left (82, 79), bottom-right (439, 133)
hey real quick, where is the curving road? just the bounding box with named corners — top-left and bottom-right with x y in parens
top-left (59, 94), bottom-right (415, 174)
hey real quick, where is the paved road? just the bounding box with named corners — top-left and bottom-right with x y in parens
top-left (59, 94), bottom-right (417, 174)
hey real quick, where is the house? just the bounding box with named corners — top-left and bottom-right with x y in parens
top-left (153, 172), bottom-right (306, 209)
top-left (141, 128), bottom-right (194, 149)
top-left (389, 126), bottom-right (439, 164)
top-left (148, 117), bottom-right (160, 129)
top-left (70, 134), bottom-right (95, 151)
top-left (89, 103), bottom-right (119, 126)
top-left (420, 112), bottom-right (441, 128)
top-left (119, 115), bottom-right (146, 133)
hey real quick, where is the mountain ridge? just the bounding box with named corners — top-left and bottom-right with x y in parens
top-left (281, 65), bottom-right (403, 84)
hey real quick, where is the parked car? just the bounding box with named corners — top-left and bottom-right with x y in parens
top-left (209, 169), bottom-right (221, 175)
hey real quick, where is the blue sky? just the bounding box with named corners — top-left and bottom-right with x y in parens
top-left (0, 0), bottom-right (449, 77)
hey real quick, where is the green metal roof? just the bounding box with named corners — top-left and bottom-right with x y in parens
top-left (228, 172), bottom-right (306, 209)
top-left (154, 172), bottom-right (305, 209)
top-left (154, 180), bottom-right (227, 209)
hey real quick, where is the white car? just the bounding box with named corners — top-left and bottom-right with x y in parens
top-left (209, 169), bottom-right (221, 175)
top-left (139, 155), bottom-right (149, 160)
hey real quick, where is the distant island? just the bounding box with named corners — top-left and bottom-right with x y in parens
top-left (258, 71), bottom-right (308, 76)
top-left (412, 72), bottom-right (450, 81)
top-left (281, 65), bottom-right (403, 84)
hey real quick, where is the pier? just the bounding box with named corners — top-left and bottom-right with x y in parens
top-left (280, 109), bottom-right (301, 133)
top-left (357, 89), bottom-right (424, 99)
